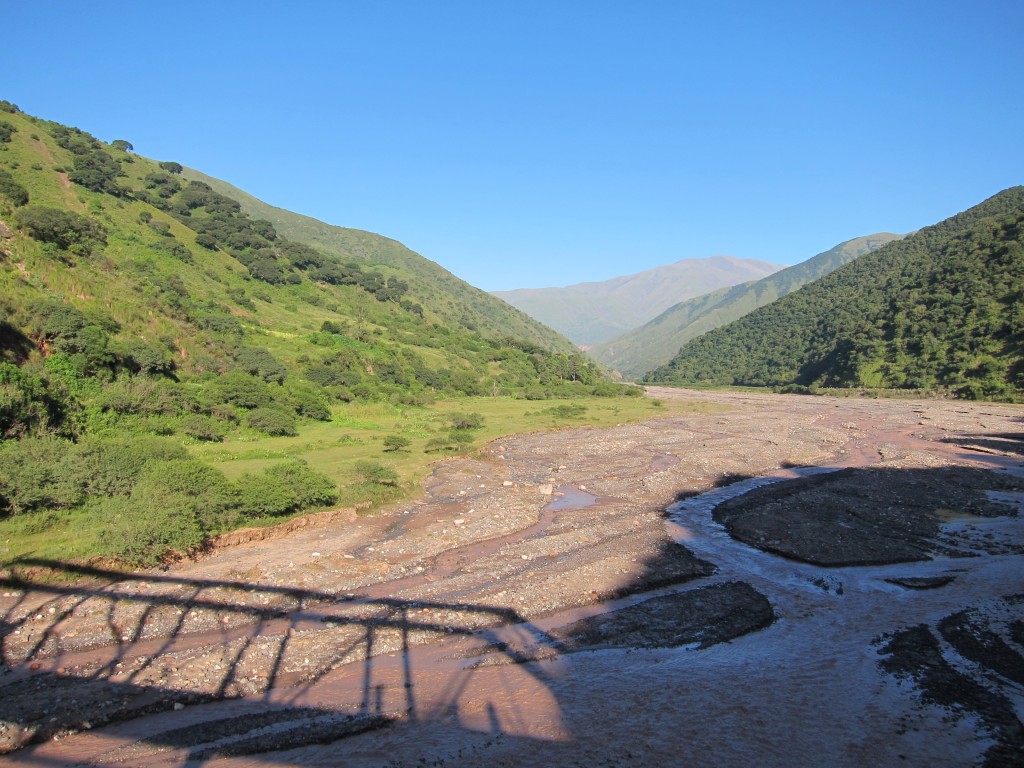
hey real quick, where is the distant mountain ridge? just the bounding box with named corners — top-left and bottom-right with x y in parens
top-left (645, 187), bottom-right (1024, 401)
top-left (493, 255), bottom-right (783, 346)
top-left (592, 233), bottom-right (903, 378)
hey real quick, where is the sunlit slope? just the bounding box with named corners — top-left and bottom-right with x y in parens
top-left (182, 169), bottom-right (577, 355)
top-left (593, 234), bottom-right (902, 378)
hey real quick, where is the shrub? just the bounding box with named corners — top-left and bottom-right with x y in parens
top-left (237, 462), bottom-right (337, 517)
top-left (72, 436), bottom-right (186, 497)
top-left (447, 412), bottom-right (485, 430)
top-left (353, 460), bottom-right (399, 486)
top-left (542, 403), bottom-right (587, 419)
top-left (382, 434), bottom-right (411, 452)
top-left (235, 347), bottom-right (286, 383)
top-left (0, 362), bottom-right (63, 438)
top-left (118, 338), bottom-right (175, 375)
top-left (158, 161), bottom-right (183, 174)
top-left (14, 205), bottom-right (107, 252)
top-left (195, 233), bottom-right (217, 250)
top-left (206, 370), bottom-right (272, 409)
top-left (0, 169), bottom-right (28, 206)
top-left (98, 494), bottom-right (204, 565)
top-left (0, 436), bottom-right (84, 515)
top-left (288, 385), bottom-right (331, 420)
top-left (246, 407), bottom-right (297, 436)
top-left (181, 414), bottom-right (226, 442)
top-left (0, 120), bottom-right (15, 143)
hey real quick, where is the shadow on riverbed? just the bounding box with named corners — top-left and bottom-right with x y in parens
top-left (0, 560), bottom-right (558, 760)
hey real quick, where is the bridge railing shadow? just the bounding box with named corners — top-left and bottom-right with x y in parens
top-left (0, 558), bottom-right (564, 763)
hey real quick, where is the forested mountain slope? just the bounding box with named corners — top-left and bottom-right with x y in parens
top-left (593, 234), bottom-right (902, 378)
top-left (182, 169), bottom-right (575, 354)
top-left (645, 187), bottom-right (1024, 401)
top-left (493, 255), bottom-right (782, 346)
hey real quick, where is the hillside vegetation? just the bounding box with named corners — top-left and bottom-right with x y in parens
top-left (592, 234), bottom-right (902, 378)
top-left (0, 101), bottom-right (639, 566)
top-left (645, 187), bottom-right (1024, 401)
top-left (181, 168), bottom-right (576, 354)
top-left (493, 255), bottom-right (782, 346)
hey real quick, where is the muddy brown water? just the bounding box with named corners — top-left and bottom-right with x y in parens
top-left (4, 388), bottom-right (1024, 766)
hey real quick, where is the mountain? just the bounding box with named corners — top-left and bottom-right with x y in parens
top-left (180, 168), bottom-right (574, 354)
top-left (492, 256), bottom-right (784, 346)
top-left (592, 233), bottom-right (903, 378)
top-left (0, 102), bottom-right (592, 413)
top-left (644, 187), bottom-right (1024, 401)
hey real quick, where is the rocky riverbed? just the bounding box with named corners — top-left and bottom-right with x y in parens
top-left (2, 388), bottom-right (1023, 766)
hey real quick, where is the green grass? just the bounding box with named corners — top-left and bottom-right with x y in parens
top-left (191, 393), bottom-right (722, 494)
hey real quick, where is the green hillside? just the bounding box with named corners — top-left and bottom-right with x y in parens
top-left (645, 187), bottom-right (1024, 401)
top-left (593, 234), bottom-right (903, 378)
top-left (0, 102), bottom-right (639, 566)
top-left (181, 168), bottom-right (576, 354)
top-left (492, 256), bottom-right (783, 346)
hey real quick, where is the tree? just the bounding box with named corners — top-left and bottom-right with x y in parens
top-left (383, 435), bottom-right (411, 452)
top-left (354, 460), bottom-right (399, 487)
top-left (14, 206), bottom-right (107, 252)
top-left (0, 169), bottom-right (28, 206)
top-left (111, 139), bottom-right (134, 152)
top-left (159, 161), bottom-right (183, 174)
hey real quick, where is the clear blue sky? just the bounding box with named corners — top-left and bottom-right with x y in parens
top-left (7, 1), bottom-right (1023, 290)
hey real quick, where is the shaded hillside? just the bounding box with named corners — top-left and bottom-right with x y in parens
top-left (645, 187), bottom-right (1024, 401)
top-left (593, 234), bottom-right (902, 378)
top-left (182, 169), bottom-right (576, 355)
top-left (493, 256), bottom-right (783, 346)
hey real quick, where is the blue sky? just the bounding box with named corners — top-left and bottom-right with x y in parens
top-left (7, 1), bottom-right (1023, 290)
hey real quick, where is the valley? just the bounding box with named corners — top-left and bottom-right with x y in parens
top-left (3, 387), bottom-right (1022, 766)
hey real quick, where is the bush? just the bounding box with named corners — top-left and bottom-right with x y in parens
top-left (235, 347), bottom-right (286, 383)
top-left (0, 120), bottom-right (16, 143)
top-left (181, 414), bottom-right (226, 441)
top-left (0, 169), bottom-right (28, 206)
top-left (237, 462), bottom-right (338, 517)
top-left (0, 361), bottom-right (63, 438)
top-left (0, 436), bottom-right (83, 515)
top-left (195, 232), bottom-right (218, 250)
top-left (542, 403), bottom-right (587, 419)
top-left (14, 205), bottom-right (107, 252)
top-left (206, 370), bottom-right (272, 409)
top-left (246, 406), bottom-right (297, 436)
top-left (118, 338), bottom-right (175, 375)
top-left (382, 434), bottom-right (411, 452)
top-left (98, 494), bottom-right (204, 566)
top-left (353, 460), bottom-right (399, 486)
top-left (288, 385), bottom-right (331, 420)
top-left (132, 459), bottom-right (240, 533)
top-left (72, 436), bottom-right (186, 497)
top-left (447, 412), bottom-right (485, 430)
